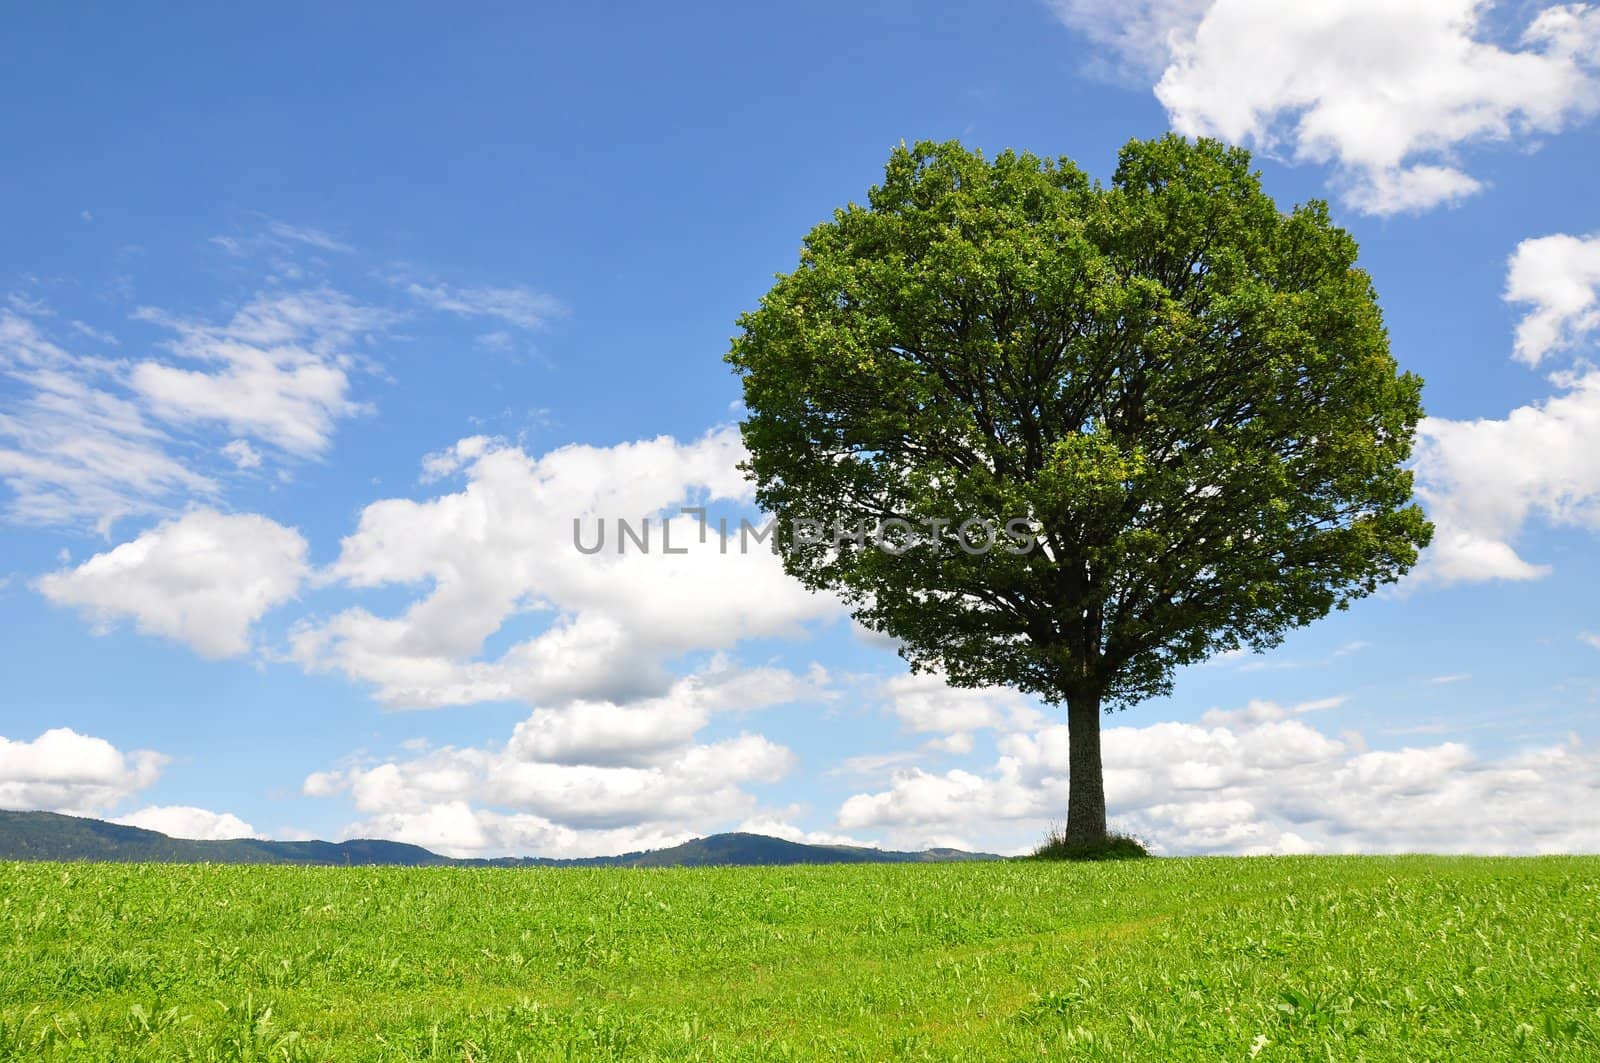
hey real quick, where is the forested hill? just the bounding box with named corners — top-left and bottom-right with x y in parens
top-left (0, 811), bottom-right (999, 867)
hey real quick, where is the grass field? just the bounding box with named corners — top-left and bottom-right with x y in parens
top-left (2, 856), bottom-right (1597, 1061)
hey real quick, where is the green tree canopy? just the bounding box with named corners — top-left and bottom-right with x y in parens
top-left (728, 135), bottom-right (1432, 844)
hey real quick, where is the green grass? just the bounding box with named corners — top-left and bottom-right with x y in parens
top-left (1, 857), bottom-right (1596, 1060)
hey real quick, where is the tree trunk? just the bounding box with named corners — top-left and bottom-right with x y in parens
top-left (1064, 690), bottom-right (1107, 845)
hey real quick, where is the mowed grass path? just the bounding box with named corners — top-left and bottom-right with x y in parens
top-left (1, 856), bottom-right (1597, 1060)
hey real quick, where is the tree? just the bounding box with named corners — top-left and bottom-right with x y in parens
top-left (727, 136), bottom-right (1433, 847)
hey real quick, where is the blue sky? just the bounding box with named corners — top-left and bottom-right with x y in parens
top-left (3, 1), bottom-right (1600, 857)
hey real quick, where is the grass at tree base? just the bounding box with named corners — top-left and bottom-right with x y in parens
top-left (1028, 827), bottom-right (1150, 861)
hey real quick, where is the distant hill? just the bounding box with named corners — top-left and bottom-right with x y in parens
top-left (0, 811), bottom-right (1000, 867)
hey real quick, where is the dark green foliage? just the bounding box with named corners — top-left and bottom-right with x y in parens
top-left (729, 134), bottom-right (1434, 844)
top-left (728, 136), bottom-right (1432, 708)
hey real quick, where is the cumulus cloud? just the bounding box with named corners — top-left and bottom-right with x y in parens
top-left (837, 699), bottom-right (1600, 856)
top-left (1053, 0), bottom-right (1600, 214)
top-left (1409, 229), bottom-right (1600, 584)
top-left (307, 710), bottom-right (799, 857)
top-left (732, 813), bottom-right (869, 848)
top-left (38, 508), bottom-right (310, 658)
top-left (356, 804), bottom-right (701, 862)
top-left (0, 728), bottom-right (165, 814)
top-left (1507, 232), bottom-right (1600, 365)
top-left (880, 669), bottom-right (1042, 734)
top-left (1413, 371), bottom-right (1600, 583)
top-left (114, 805), bottom-right (258, 840)
top-left (291, 428), bottom-right (838, 708)
top-left (299, 661), bottom-right (820, 858)
top-left (504, 663), bottom-right (813, 767)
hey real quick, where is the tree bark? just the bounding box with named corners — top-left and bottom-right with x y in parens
top-left (1064, 690), bottom-right (1107, 845)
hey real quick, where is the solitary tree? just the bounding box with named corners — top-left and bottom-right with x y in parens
top-left (728, 136), bottom-right (1432, 849)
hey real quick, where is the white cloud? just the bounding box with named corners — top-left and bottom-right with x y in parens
top-left (299, 659), bottom-right (820, 858)
top-left (1048, 0), bottom-right (1211, 81)
top-left (504, 663), bottom-right (812, 767)
top-left (732, 813), bottom-right (869, 848)
top-left (291, 428), bottom-right (838, 708)
top-left (1346, 163), bottom-right (1484, 215)
top-left (924, 732), bottom-right (975, 755)
top-left (1581, 632), bottom-right (1600, 650)
top-left (38, 508), bottom-right (310, 658)
top-left (418, 434), bottom-right (493, 482)
top-left (1197, 695), bottom-right (1345, 727)
top-left (0, 312), bottom-right (217, 531)
top-left (131, 288), bottom-right (391, 457)
top-left (830, 750), bottom-right (925, 777)
top-left (838, 701), bottom-right (1600, 855)
top-left (0, 728), bottom-right (165, 815)
top-left (1410, 229), bottom-right (1600, 585)
top-left (1413, 369), bottom-right (1600, 584)
top-left (302, 770), bottom-right (346, 798)
top-left (114, 805), bottom-right (258, 840)
top-left (1507, 232), bottom-right (1600, 365)
top-left (405, 282), bottom-right (564, 331)
top-left (6, 293), bottom-right (53, 318)
top-left (350, 804), bottom-right (699, 861)
top-left (1, 286), bottom-right (393, 531)
top-left (70, 320), bottom-right (118, 346)
top-left (222, 439), bottom-right (262, 469)
top-left (308, 710), bottom-right (798, 857)
top-left (880, 669), bottom-right (1043, 734)
top-left (1054, 0), bottom-right (1600, 214)
top-left (212, 219), bottom-right (354, 258)
top-left (263, 221), bottom-right (352, 254)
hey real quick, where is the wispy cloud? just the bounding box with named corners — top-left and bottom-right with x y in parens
top-left (70, 320), bottom-right (118, 345)
top-left (0, 311), bottom-right (216, 531)
top-left (211, 217), bottom-right (355, 258)
top-left (0, 284), bottom-right (395, 532)
top-left (405, 282), bottom-right (564, 331)
top-left (475, 329), bottom-right (515, 352)
top-left (264, 221), bottom-right (353, 254)
top-left (131, 288), bottom-right (395, 456)
top-left (5, 292), bottom-right (54, 318)
top-left (1380, 721), bottom-right (1454, 736)
top-left (1, 220), bottom-right (568, 535)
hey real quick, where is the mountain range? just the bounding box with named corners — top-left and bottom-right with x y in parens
top-left (0, 810), bottom-right (1000, 867)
